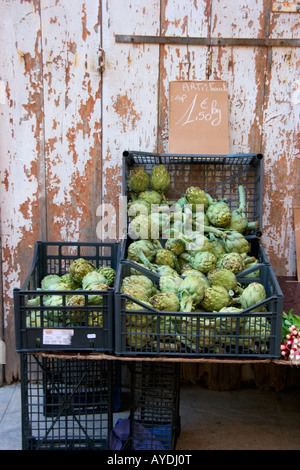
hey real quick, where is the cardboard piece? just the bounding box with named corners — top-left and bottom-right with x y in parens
top-left (169, 80), bottom-right (229, 154)
top-left (294, 207), bottom-right (300, 281)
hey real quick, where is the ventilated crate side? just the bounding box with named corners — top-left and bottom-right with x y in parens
top-left (114, 261), bottom-right (283, 358)
top-left (21, 354), bottom-right (114, 450)
top-left (125, 362), bottom-right (181, 450)
top-left (14, 241), bottom-right (120, 352)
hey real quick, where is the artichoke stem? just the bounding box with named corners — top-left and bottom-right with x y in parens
top-left (247, 221), bottom-right (260, 230)
top-left (203, 225), bottom-right (226, 238)
top-left (237, 185), bottom-right (246, 214)
top-left (138, 251), bottom-right (154, 270)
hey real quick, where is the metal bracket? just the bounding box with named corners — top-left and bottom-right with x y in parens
top-left (115, 35), bottom-right (300, 48)
top-left (98, 48), bottom-right (105, 73)
top-left (272, 2), bottom-right (300, 12)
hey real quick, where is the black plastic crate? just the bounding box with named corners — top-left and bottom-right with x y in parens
top-left (123, 150), bottom-right (263, 235)
top-left (14, 241), bottom-right (120, 352)
top-left (122, 362), bottom-right (181, 450)
top-left (114, 260), bottom-right (283, 358)
top-left (21, 354), bottom-right (114, 450)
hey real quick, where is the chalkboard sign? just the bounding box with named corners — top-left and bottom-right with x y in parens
top-left (169, 80), bottom-right (229, 154)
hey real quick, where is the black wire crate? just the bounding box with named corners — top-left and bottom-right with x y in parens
top-left (21, 354), bottom-right (114, 450)
top-left (123, 150), bottom-right (263, 236)
top-left (114, 260), bottom-right (283, 358)
top-left (112, 362), bottom-right (181, 450)
top-left (14, 241), bottom-right (120, 352)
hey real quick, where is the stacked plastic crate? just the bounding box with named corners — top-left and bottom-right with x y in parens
top-left (14, 241), bottom-right (121, 450)
top-left (115, 151), bottom-right (284, 359)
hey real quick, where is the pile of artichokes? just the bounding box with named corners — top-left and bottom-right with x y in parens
top-left (26, 258), bottom-right (116, 328)
top-left (122, 164), bottom-right (271, 353)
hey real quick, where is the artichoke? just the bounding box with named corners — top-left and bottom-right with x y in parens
top-left (127, 239), bottom-right (158, 264)
top-left (84, 282), bottom-right (109, 305)
top-left (206, 195), bottom-right (232, 228)
top-left (138, 189), bottom-right (163, 205)
top-left (180, 267), bottom-right (210, 287)
top-left (69, 258), bottom-right (96, 283)
top-left (225, 185), bottom-right (248, 233)
top-left (66, 294), bottom-right (86, 322)
top-left (179, 318), bottom-right (217, 350)
top-left (217, 252), bottom-right (245, 274)
top-left (126, 301), bottom-right (153, 328)
top-left (165, 237), bottom-right (186, 256)
top-left (155, 248), bottom-right (179, 271)
top-left (201, 285), bottom-right (231, 312)
top-left (185, 187), bottom-right (209, 211)
top-left (159, 274), bottom-right (183, 294)
top-left (180, 251), bottom-right (217, 274)
top-left (121, 275), bottom-right (156, 298)
top-left (223, 231), bottom-right (250, 255)
top-left (207, 268), bottom-right (243, 294)
top-left (149, 292), bottom-right (180, 311)
top-left (121, 284), bottom-right (150, 303)
top-left (127, 166), bottom-right (149, 193)
top-left (41, 274), bottom-right (61, 290)
top-left (127, 199), bottom-right (150, 218)
top-left (178, 274), bottom-right (205, 312)
top-left (224, 185), bottom-right (260, 234)
top-left (209, 237), bottom-right (227, 259)
top-left (149, 164), bottom-right (170, 193)
top-left (128, 214), bottom-right (153, 239)
top-left (184, 232), bottom-right (214, 256)
top-left (97, 266), bottom-right (116, 286)
top-left (82, 271), bottom-right (109, 289)
top-left (238, 282), bottom-right (266, 310)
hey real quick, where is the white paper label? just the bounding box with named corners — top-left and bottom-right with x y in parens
top-left (43, 329), bottom-right (74, 345)
top-left (87, 334), bottom-right (96, 339)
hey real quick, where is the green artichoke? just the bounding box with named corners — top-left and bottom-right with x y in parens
top-left (180, 267), bottom-right (211, 287)
top-left (165, 238), bottom-right (186, 256)
top-left (127, 199), bottom-right (150, 218)
top-left (209, 238), bottom-right (227, 259)
top-left (97, 266), bottom-right (116, 286)
top-left (223, 231), bottom-right (250, 255)
top-left (84, 282), bottom-right (109, 305)
top-left (127, 239), bottom-right (158, 264)
top-left (149, 292), bottom-right (180, 311)
top-left (128, 214), bottom-right (153, 239)
top-left (69, 258), bottom-right (96, 283)
top-left (82, 271), bottom-right (109, 289)
top-left (185, 186), bottom-right (209, 211)
top-left (159, 274), bottom-right (183, 294)
top-left (178, 274), bottom-right (205, 312)
top-left (138, 190), bottom-right (163, 205)
top-left (239, 282), bottom-right (266, 310)
top-left (201, 285), bottom-right (231, 312)
top-left (150, 164), bottom-right (170, 193)
top-left (155, 248), bottom-right (179, 271)
top-left (127, 166), bottom-right (149, 193)
top-left (206, 196), bottom-right (232, 228)
top-left (121, 284), bottom-right (150, 303)
top-left (207, 267), bottom-right (241, 294)
top-left (185, 232), bottom-right (214, 256)
top-left (121, 275), bottom-right (156, 299)
top-left (217, 252), bottom-right (245, 274)
top-left (225, 185), bottom-right (249, 233)
top-left (180, 251), bottom-right (217, 274)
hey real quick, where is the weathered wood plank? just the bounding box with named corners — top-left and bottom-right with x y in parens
top-left (41, 0), bottom-right (102, 243)
top-left (0, 0), bottom-right (45, 382)
top-left (101, 0), bottom-right (160, 241)
top-left (261, 8), bottom-right (300, 276)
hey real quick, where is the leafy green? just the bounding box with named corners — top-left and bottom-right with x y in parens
top-left (282, 309), bottom-right (300, 341)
